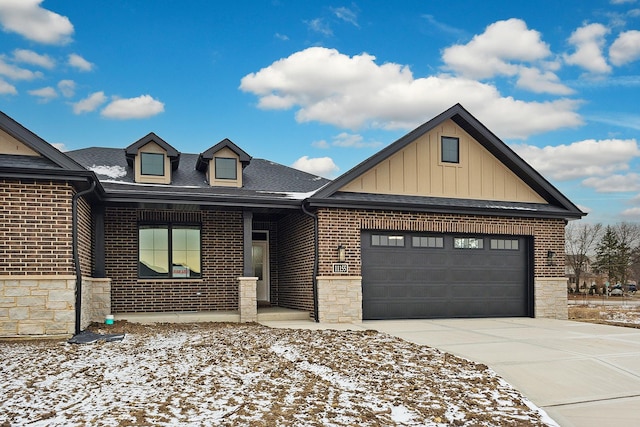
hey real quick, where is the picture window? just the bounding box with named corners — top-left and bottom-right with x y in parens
top-left (441, 136), bottom-right (459, 163)
top-left (215, 157), bottom-right (237, 180)
top-left (140, 152), bottom-right (165, 176)
top-left (139, 224), bottom-right (201, 278)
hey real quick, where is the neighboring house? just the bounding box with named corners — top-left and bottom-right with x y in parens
top-left (565, 254), bottom-right (598, 292)
top-left (0, 104), bottom-right (585, 337)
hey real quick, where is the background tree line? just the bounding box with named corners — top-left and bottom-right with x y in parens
top-left (565, 222), bottom-right (640, 292)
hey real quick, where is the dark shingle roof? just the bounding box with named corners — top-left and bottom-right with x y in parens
top-left (0, 154), bottom-right (60, 170)
top-left (66, 147), bottom-right (329, 205)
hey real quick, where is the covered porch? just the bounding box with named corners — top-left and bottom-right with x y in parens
top-left (113, 306), bottom-right (312, 324)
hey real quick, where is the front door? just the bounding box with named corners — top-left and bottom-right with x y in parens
top-left (252, 241), bottom-right (269, 302)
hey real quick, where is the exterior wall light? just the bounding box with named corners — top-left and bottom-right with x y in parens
top-left (547, 250), bottom-right (556, 266)
top-left (337, 245), bottom-right (346, 263)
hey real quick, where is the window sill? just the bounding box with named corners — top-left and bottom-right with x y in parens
top-left (137, 278), bottom-right (204, 282)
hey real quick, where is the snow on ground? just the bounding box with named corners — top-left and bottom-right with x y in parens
top-left (1, 322), bottom-right (555, 426)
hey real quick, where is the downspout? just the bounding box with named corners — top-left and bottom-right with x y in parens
top-left (301, 199), bottom-right (319, 322)
top-left (73, 179), bottom-right (96, 336)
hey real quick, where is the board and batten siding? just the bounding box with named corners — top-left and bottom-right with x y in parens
top-left (339, 119), bottom-right (546, 204)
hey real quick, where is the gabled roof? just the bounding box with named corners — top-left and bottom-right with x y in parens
top-left (309, 103), bottom-right (585, 220)
top-left (195, 138), bottom-right (252, 172)
top-left (0, 111), bottom-right (87, 171)
top-left (124, 132), bottom-right (180, 169)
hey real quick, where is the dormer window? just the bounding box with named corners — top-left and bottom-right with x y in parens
top-left (196, 138), bottom-right (251, 188)
top-left (125, 132), bottom-right (180, 185)
top-left (141, 152), bottom-right (165, 176)
top-left (215, 157), bottom-right (237, 180)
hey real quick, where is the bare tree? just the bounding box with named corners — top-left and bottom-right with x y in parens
top-left (565, 221), bottom-right (602, 292)
top-left (614, 222), bottom-right (640, 285)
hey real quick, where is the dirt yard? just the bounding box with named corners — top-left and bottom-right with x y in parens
top-left (569, 299), bottom-right (640, 328)
top-left (0, 321), bottom-right (555, 426)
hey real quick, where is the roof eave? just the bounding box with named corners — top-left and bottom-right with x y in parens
top-left (307, 197), bottom-right (584, 221)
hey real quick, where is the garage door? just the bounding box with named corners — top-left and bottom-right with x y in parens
top-left (361, 232), bottom-right (532, 320)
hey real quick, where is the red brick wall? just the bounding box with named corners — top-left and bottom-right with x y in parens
top-left (105, 207), bottom-right (243, 313)
top-left (277, 212), bottom-right (315, 311)
top-left (0, 179), bottom-right (74, 275)
top-left (77, 194), bottom-right (93, 277)
top-left (316, 208), bottom-right (566, 277)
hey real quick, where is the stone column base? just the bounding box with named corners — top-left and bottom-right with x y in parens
top-left (238, 277), bottom-right (258, 323)
top-left (534, 277), bottom-right (568, 320)
top-left (317, 276), bottom-right (362, 323)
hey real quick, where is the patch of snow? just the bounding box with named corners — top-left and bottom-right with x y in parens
top-left (89, 164), bottom-right (127, 179)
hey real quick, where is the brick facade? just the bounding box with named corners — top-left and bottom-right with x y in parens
top-left (276, 212), bottom-right (315, 312)
top-left (105, 207), bottom-right (244, 313)
top-left (316, 207), bottom-right (568, 321)
top-left (0, 179), bottom-right (74, 275)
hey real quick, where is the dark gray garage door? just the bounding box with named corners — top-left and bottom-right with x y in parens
top-left (361, 232), bottom-right (532, 320)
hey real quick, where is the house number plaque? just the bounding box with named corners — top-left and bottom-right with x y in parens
top-left (332, 263), bottom-right (348, 274)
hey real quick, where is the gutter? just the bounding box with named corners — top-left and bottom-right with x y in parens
top-left (301, 199), bottom-right (319, 322)
top-left (72, 179), bottom-right (97, 336)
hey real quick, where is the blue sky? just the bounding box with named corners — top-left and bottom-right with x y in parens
top-left (1, 0), bottom-right (640, 224)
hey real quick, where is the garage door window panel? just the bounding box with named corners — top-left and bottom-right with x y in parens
top-left (454, 237), bottom-right (484, 249)
top-left (371, 234), bottom-right (405, 247)
top-left (491, 239), bottom-right (519, 250)
top-left (412, 236), bottom-right (444, 248)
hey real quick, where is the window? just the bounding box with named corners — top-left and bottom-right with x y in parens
top-left (412, 236), bottom-right (444, 248)
top-left (454, 237), bottom-right (483, 249)
top-left (441, 136), bottom-right (459, 163)
top-left (140, 152), bottom-right (165, 176)
top-left (371, 234), bottom-right (405, 247)
top-left (215, 157), bottom-right (237, 179)
top-left (139, 225), bottom-right (201, 278)
top-left (490, 239), bottom-right (519, 250)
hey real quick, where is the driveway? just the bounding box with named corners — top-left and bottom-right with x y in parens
top-left (361, 318), bottom-right (640, 427)
top-left (263, 317), bottom-right (640, 426)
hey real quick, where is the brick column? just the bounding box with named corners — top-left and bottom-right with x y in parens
top-left (238, 277), bottom-right (258, 322)
top-left (316, 276), bottom-right (362, 323)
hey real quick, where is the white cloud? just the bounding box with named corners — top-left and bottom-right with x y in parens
top-left (51, 142), bottom-right (67, 152)
top-left (0, 57), bottom-right (43, 80)
top-left (291, 156), bottom-right (339, 178)
top-left (101, 95), bottom-right (165, 119)
top-left (240, 46), bottom-right (582, 139)
top-left (12, 49), bottom-right (54, 69)
top-left (332, 7), bottom-right (359, 27)
top-left (442, 19), bottom-right (551, 79)
top-left (621, 207), bottom-right (640, 218)
top-left (582, 173), bottom-right (640, 192)
top-left (332, 132), bottom-right (382, 148)
top-left (28, 86), bottom-right (57, 102)
top-left (516, 67), bottom-right (574, 95)
top-left (57, 79), bottom-right (75, 97)
top-left (0, 0), bottom-right (73, 45)
top-left (0, 78), bottom-right (17, 95)
top-left (306, 18), bottom-right (332, 36)
top-left (68, 53), bottom-right (94, 72)
top-left (73, 91), bottom-right (107, 114)
top-left (312, 139), bottom-right (330, 149)
top-left (274, 33), bottom-right (289, 41)
top-left (564, 23), bottom-right (611, 73)
top-left (609, 30), bottom-right (640, 66)
top-left (511, 138), bottom-right (640, 181)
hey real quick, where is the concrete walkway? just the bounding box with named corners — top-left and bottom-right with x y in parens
top-left (262, 318), bottom-right (640, 427)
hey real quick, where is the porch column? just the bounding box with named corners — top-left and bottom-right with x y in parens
top-left (238, 277), bottom-right (258, 322)
top-left (243, 210), bottom-right (253, 277)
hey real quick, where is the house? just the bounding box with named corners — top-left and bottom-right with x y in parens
top-left (0, 104), bottom-right (585, 337)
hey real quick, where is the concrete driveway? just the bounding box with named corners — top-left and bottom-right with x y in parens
top-left (362, 318), bottom-right (640, 427)
top-left (262, 317), bottom-right (640, 426)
